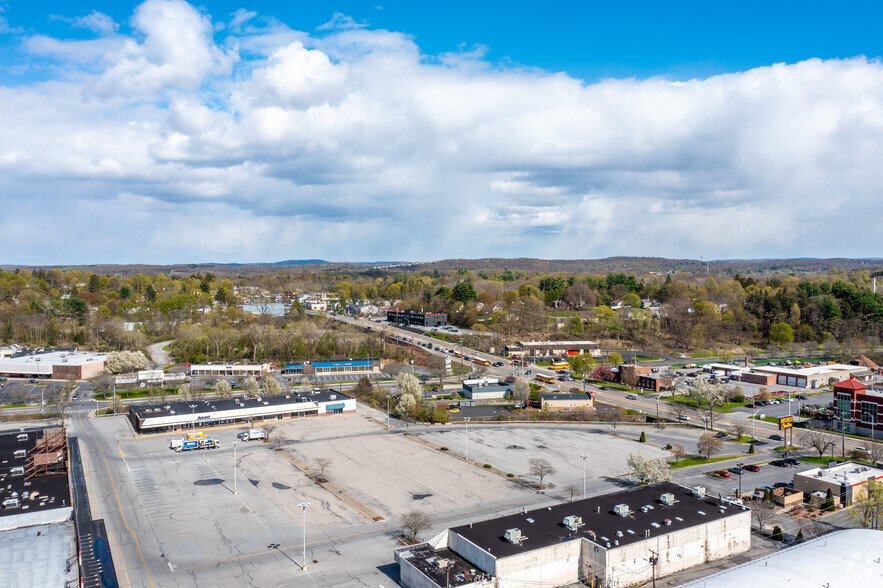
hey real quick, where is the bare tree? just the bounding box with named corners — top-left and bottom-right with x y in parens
top-left (669, 444), bottom-right (687, 464)
top-left (528, 458), bottom-right (556, 490)
top-left (564, 484), bottom-right (580, 502)
top-left (801, 423), bottom-right (835, 459)
top-left (263, 422), bottom-right (276, 442)
top-left (752, 499), bottom-right (776, 533)
top-left (697, 433), bottom-right (724, 460)
top-left (401, 510), bottom-right (432, 543)
top-left (732, 422), bottom-right (748, 441)
top-left (866, 441), bottom-right (883, 465)
top-left (314, 457), bottom-right (333, 480)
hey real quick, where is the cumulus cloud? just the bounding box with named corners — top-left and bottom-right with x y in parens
top-left (70, 10), bottom-right (119, 35)
top-left (1, 0), bottom-right (882, 264)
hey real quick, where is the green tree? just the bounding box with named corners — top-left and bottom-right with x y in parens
top-left (451, 280), bottom-right (477, 302)
top-left (795, 529), bottom-right (805, 543)
top-left (243, 377), bottom-right (260, 395)
top-left (608, 352), bottom-right (623, 366)
top-left (63, 297), bottom-right (88, 323)
top-left (214, 380), bottom-right (232, 398)
top-left (88, 274), bottom-right (100, 293)
top-left (639, 431), bottom-right (646, 443)
top-left (825, 488), bottom-right (836, 512)
top-left (771, 525), bottom-right (783, 542)
top-left (262, 375), bottom-right (282, 396)
top-left (769, 322), bottom-right (795, 347)
top-left (621, 292), bottom-right (641, 307)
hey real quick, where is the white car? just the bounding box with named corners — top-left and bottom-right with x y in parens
top-left (679, 415), bottom-right (691, 421)
top-left (721, 496), bottom-right (743, 507)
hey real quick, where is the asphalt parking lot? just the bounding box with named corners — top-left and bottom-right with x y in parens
top-left (0, 380), bottom-right (52, 406)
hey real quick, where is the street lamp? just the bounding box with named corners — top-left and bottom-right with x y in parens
top-left (231, 442), bottom-right (239, 494)
top-left (297, 502), bottom-right (310, 571)
top-left (580, 454), bottom-right (588, 499)
top-left (752, 408), bottom-right (761, 441)
top-left (386, 395), bottom-right (391, 429)
top-left (464, 417), bottom-right (470, 460)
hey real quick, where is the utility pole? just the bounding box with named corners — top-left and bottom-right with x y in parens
top-left (649, 549), bottom-right (659, 588)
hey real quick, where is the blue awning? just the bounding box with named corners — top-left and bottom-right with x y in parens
top-left (327, 404), bottom-right (346, 410)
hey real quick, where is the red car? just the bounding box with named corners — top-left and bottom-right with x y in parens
top-left (713, 470), bottom-right (731, 478)
top-left (742, 464), bottom-right (760, 472)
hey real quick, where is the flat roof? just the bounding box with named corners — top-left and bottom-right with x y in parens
top-left (679, 529), bottom-right (883, 587)
top-left (540, 393), bottom-right (593, 401)
top-left (398, 544), bottom-right (487, 587)
top-left (450, 482), bottom-right (745, 560)
top-left (0, 428), bottom-right (71, 521)
top-left (129, 389), bottom-right (353, 419)
top-left (0, 348), bottom-right (107, 367)
top-left (0, 521), bottom-right (78, 587)
top-left (794, 461), bottom-right (883, 486)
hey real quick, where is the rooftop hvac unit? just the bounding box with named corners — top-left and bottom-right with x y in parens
top-left (329, 395), bottom-right (337, 399)
top-left (691, 486), bottom-right (706, 498)
top-left (659, 493), bottom-right (675, 506)
top-left (504, 528), bottom-right (523, 544)
top-left (613, 504), bottom-right (630, 517)
top-left (563, 515), bottom-right (583, 530)
top-left (663, 519), bottom-right (672, 526)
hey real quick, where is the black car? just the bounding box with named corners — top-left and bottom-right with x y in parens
top-left (796, 395), bottom-right (808, 400)
top-left (770, 460), bottom-right (787, 467)
top-left (769, 434), bottom-right (784, 441)
top-left (715, 432), bottom-right (727, 438)
top-left (783, 458), bottom-right (800, 466)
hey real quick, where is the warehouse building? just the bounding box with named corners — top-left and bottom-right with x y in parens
top-left (127, 389), bottom-right (356, 434)
top-left (280, 359), bottom-right (383, 376)
top-left (0, 347), bottom-right (107, 380)
top-left (187, 362), bottom-right (272, 377)
top-left (387, 309), bottom-right (448, 327)
top-left (704, 361), bottom-right (872, 389)
top-left (395, 482), bottom-right (750, 588)
top-left (504, 340), bottom-right (601, 359)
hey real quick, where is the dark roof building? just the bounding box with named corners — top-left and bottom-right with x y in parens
top-left (396, 482), bottom-right (750, 588)
top-left (387, 309), bottom-right (448, 327)
top-left (128, 389), bottom-right (356, 434)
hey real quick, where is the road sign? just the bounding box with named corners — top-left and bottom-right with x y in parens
top-left (778, 416), bottom-right (793, 430)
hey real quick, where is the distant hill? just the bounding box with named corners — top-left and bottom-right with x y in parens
top-left (3, 257), bottom-right (883, 277)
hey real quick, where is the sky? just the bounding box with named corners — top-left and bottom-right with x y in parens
top-left (2, 1), bottom-right (883, 265)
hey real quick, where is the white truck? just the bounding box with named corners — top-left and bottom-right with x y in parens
top-left (169, 438), bottom-right (220, 452)
top-left (237, 429), bottom-right (267, 441)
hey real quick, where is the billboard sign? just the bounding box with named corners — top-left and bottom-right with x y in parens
top-left (778, 416), bottom-right (794, 430)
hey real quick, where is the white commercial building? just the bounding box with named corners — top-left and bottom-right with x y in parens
top-left (395, 482), bottom-right (751, 588)
top-left (0, 347), bottom-right (108, 379)
top-left (128, 389), bottom-right (356, 434)
top-left (187, 362), bottom-right (271, 377)
top-left (679, 529), bottom-right (883, 587)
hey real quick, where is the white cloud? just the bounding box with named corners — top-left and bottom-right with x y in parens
top-left (1, 1), bottom-right (883, 264)
top-left (71, 10), bottom-right (119, 35)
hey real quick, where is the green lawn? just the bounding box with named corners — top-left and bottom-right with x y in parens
top-left (94, 388), bottom-right (180, 400)
top-left (635, 356), bottom-right (661, 361)
top-left (800, 455), bottom-right (875, 466)
top-left (660, 394), bottom-right (743, 412)
top-left (669, 455), bottom-right (737, 469)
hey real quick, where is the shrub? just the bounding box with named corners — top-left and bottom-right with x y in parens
top-left (795, 529), bottom-right (805, 544)
top-left (825, 488), bottom-right (836, 512)
top-left (639, 431), bottom-right (646, 443)
top-left (507, 473), bottom-right (515, 477)
top-left (440, 447), bottom-right (449, 451)
top-left (771, 525), bottom-right (783, 542)
top-left (748, 444), bottom-right (755, 454)
top-left (665, 443), bottom-right (672, 450)
top-left (484, 464), bottom-right (492, 469)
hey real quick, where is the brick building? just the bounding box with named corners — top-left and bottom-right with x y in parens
top-left (833, 379), bottom-right (883, 439)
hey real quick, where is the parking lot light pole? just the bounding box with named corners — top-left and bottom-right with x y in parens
top-left (232, 442), bottom-right (239, 495)
top-left (298, 502), bottom-right (310, 571)
top-left (752, 409), bottom-right (761, 441)
top-left (464, 417), bottom-right (470, 460)
top-left (386, 396), bottom-right (391, 429)
top-left (580, 454), bottom-right (588, 499)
